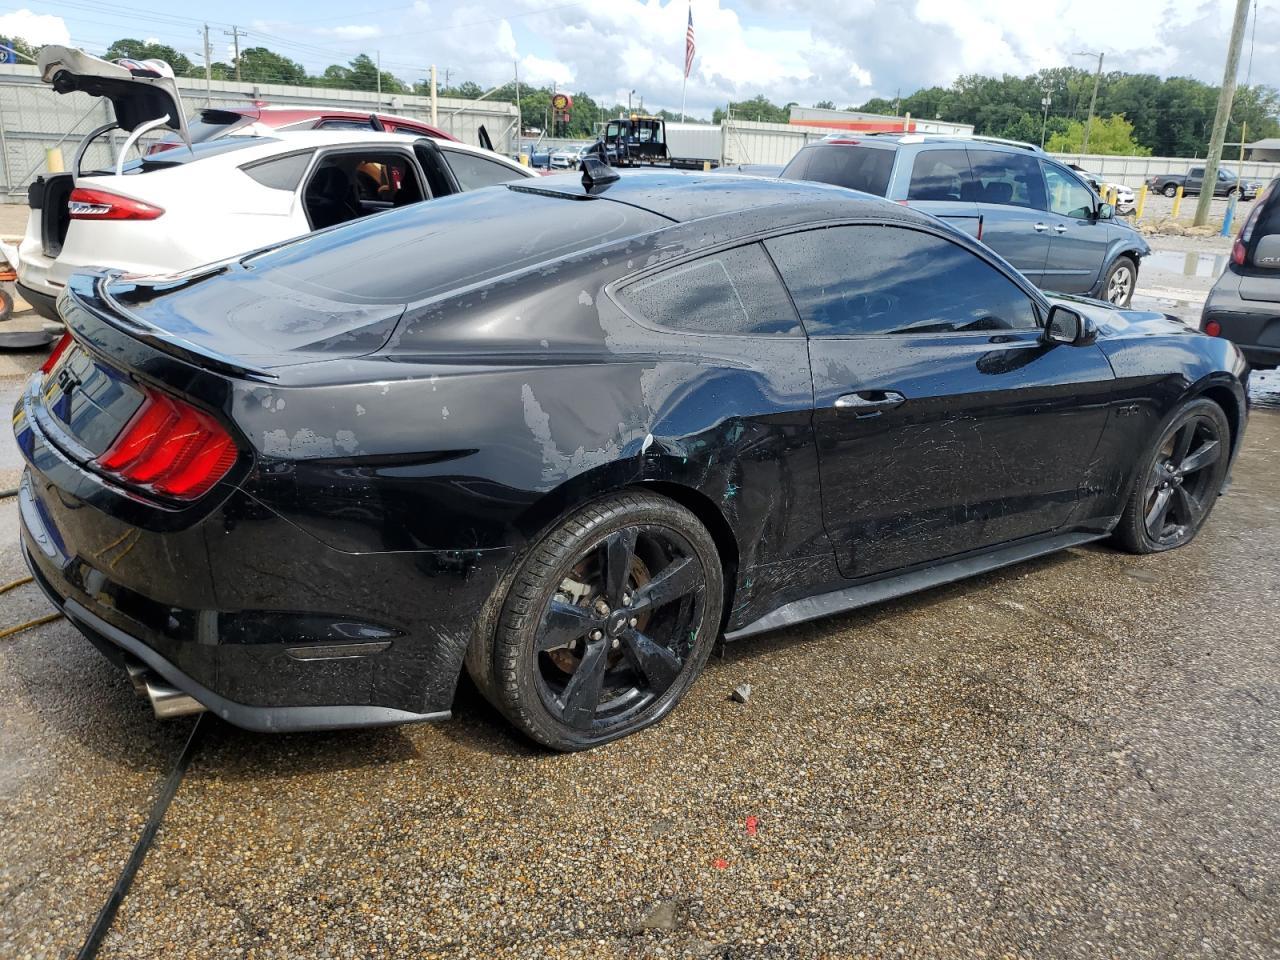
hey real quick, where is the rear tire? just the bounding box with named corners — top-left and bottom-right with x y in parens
top-left (476, 491), bottom-right (724, 751)
top-left (1113, 398), bottom-right (1230, 554)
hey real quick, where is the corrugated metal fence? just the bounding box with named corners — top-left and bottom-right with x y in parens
top-left (0, 64), bottom-right (519, 202)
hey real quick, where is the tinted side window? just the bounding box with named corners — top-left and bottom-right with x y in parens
top-left (619, 244), bottom-right (801, 336)
top-left (1042, 164), bottom-right (1094, 219)
top-left (766, 225), bottom-right (1039, 336)
top-left (241, 151), bottom-right (312, 191)
top-left (968, 149), bottom-right (1046, 209)
top-left (790, 144), bottom-right (895, 196)
top-left (908, 149), bottom-right (974, 201)
top-left (443, 150), bottom-right (522, 190)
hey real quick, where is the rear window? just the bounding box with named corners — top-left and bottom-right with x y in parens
top-left (784, 143), bottom-right (895, 197)
top-left (153, 110), bottom-right (252, 150)
top-left (105, 137), bottom-right (276, 176)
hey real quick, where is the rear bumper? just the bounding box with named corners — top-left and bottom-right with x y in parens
top-left (21, 530), bottom-right (448, 732)
top-left (16, 281), bottom-right (59, 321)
top-left (15, 381), bottom-right (515, 730)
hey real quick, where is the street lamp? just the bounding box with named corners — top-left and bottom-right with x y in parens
top-left (628, 89), bottom-right (635, 114)
top-left (1040, 91), bottom-right (1052, 148)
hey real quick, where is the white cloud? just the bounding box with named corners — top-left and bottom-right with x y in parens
top-left (519, 53), bottom-right (572, 87)
top-left (0, 9), bottom-right (71, 47)
top-left (317, 25), bottom-right (382, 41)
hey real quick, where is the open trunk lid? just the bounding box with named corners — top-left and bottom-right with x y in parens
top-left (38, 45), bottom-right (190, 144)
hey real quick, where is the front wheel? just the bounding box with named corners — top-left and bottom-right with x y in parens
top-left (1103, 256), bottom-right (1137, 306)
top-left (480, 491), bottom-right (724, 751)
top-left (1162, 183), bottom-right (1178, 198)
top-left (1113, 398), bottom-right (1231, 554)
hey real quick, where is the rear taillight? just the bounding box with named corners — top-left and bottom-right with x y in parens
top-left (41, 332), bottom-right (73, 374)
top-left (1231, 239), bottom-right (1246, 266)
top-left (1204, 320), bottom-right (1222, 337)
top-left (95, 388), bottom-right (236, 500)
top-left (68, 187), bottom-right (164, 221)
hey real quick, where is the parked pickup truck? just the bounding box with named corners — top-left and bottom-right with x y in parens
top-left (1146, 166), bottom-right (1262, 200)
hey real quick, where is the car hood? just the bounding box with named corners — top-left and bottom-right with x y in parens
top-left (38, 45), bottom-right (189, 142)
top-left (1047, 293), bottom-right (1195, 340)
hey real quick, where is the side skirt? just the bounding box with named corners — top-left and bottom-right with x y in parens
top-left (725, 530), bottom-right (1106, 642)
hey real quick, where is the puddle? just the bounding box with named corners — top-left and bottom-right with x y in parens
top-left (1145, 250), bottom-right (1229, 279)
top-left (1251, 369), bottom-right (1280, 411)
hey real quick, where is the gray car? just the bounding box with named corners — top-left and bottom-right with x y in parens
top-left (1201, 178), bottom-right (1280, 369)
top-left (781, 133), bottom-right (1151, 306)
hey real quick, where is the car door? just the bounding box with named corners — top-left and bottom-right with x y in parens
top-left (1039, 161), bottom-right (1109, 295)
top-left (1186, 167), bottom-right (1205, 194)
top-left (967, 148), bottom-right (1051, 285)
top-left (764, 222), bottom-right (1117, 579)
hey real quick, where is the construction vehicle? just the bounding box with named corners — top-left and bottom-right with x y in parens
top-left (589, 115), bottom-right (719, 169)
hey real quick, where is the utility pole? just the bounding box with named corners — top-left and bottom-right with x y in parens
top-left (201, 24), bottom-right (212, 105)
top-left (1040, 90), bottom-right (1052, 148)
top-left (1073, 50), bottom-right (1104, 154)
top-left (1195, 0), bottom-right (1251, 227)
top-left (224, 25), bottom-right (247, 82)
top-left (376, 51), bottom-right (382, 100)
top-left (429, 64), bottom-right (438, 127)
top-left (513, 59), bottom-right (522, 147)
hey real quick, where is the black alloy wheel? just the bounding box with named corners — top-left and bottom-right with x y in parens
top-left (1104, 256), bottom-right (1137, 306)
top-left (1115, 398), bottom-right (1231, 553)
top-left (483, 492), bottom-right (723, 750)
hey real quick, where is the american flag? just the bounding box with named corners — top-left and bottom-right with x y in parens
top-left (684, 5), bottom-right (696, 79)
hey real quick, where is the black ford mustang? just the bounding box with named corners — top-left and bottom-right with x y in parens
top-left (15, 169), bottom-right (1247, 750)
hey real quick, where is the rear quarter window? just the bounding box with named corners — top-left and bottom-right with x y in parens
top-left (618, 243), bottom-right (801, 336)
top-left (240, 152), bottom-right (313, 191)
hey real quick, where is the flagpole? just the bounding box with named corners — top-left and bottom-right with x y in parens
top-left (680, 76), bottom-right (687, 123)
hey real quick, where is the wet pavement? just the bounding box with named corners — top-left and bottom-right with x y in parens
top-left (0, 396), bottom-right (1276, 958)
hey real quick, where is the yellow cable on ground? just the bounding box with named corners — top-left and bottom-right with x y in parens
top-left (0, 576), bottom-right (64, 638)
top-left (1, 575), bottom-right (34, 594)
top-left (0, 612), bottom-right (63, 640)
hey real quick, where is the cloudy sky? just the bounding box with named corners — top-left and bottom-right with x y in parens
top-left (4, 0), bottom-right (1278, 116)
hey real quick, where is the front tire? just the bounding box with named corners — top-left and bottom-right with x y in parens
top-left (1113, 398), bottom-right (1231, 554)
top-left (480, 491), bottom-right (724, 751)
top-left (1162, 183), bottom-right (1178, 198)
top-left (1103, 256), bottom-right (1137, 306)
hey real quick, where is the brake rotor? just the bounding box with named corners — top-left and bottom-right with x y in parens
top-left (546, 553), bottom-right (651, 674)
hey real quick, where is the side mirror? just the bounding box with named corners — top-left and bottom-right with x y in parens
top-left (1097, 202), bottom-right (1115, 221)
top-left (1044, 304), bottom-right (1097, 345)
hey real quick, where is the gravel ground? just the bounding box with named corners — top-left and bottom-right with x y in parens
top-left (1, 401), bottom-right (1277, 957)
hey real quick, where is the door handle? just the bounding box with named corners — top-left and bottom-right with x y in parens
top-left (834, 390), bottom-right (906, 416)
top-left (1053, 224), bottom-right (1068, 234)
top-left (1033, 222), bottom-right (1049, 232)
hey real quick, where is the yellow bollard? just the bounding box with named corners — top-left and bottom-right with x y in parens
top-left (1172, 184), bottom-right (1184, 220)
top-left (703, 160), bottom-right (711, 172)
top-left (519, 154), bottom-right (529, 167)
top-left (46, 147), bottom-right (65, 173)
top-left (1135, 184), bottom-right (1147, 219)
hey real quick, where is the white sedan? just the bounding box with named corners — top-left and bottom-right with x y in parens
top-left (19, 46), bottom-right (534, 320)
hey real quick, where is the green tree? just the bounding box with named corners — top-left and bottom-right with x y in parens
top-left (1047, 114), bottom-right (1151, 155)
top-left (0, 35), bottom-right (38, 62)
top-left (104, 39), bottom-right (193, 76)
top-left (235, 47), bottom-right (308, 86)
top-left (814, 99), bottom-right (835, 110)
top-left (319, 54), bottom-right (405, 94)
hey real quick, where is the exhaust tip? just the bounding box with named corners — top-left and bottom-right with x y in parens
top-left (143, 677), bottom-right (207, 720)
